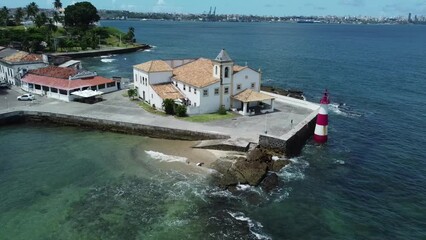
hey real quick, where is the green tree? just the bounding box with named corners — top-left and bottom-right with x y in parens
top-left (175, 105), bottom-right (187, 117)
top-left (127, 89), bottom-right (137, 100)
top-left (26, 2), bottom-right (39, 19)
top-left (162, 99), bottom-right (175, 115)
top-left (14, 7), bottom-right (25, 25)
top-left (53, 0), bottom-right (63, 10)
top-left (53, 11), bottom-right (62, 24)
top-left (218, 105), bottom-right (227, 115)
top-left (0, 7), bottom-right (9, 26)
top-left (125, 26), bottom-right (135, 43)
top-left (64, 2), bottom-right (100, 28)
top-left (34, 13), bottom-right (47, 28)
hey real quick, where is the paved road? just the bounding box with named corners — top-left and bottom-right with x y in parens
top-left (0, 86), bottom-right (313, 143)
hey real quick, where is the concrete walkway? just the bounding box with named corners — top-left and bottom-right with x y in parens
top-left (0, 87), bottom-right (315, 144)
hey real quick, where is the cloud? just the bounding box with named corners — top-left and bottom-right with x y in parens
top-left (339, 0), bottom-right (364, 7)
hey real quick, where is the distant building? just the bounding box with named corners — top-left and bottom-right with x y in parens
top-left (408, 13), bottom-right (412, 23)
top-left (21, 66), bottom-right (118, 102)
top-left (133, 49), bottom-right (275, 115)
top-left (0, 48), bottom-right (48, 86)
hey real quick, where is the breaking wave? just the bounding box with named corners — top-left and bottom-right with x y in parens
top-left (145, 150), bottom-right (188, 163)
top-left (328, 103), bottom-right (362, 118)
top-left (228, 211), bottom-right (271, 240)
top-left (100, 58), bottom-right (116, 63)
top-left (277, 157), bottom-right (309, 182)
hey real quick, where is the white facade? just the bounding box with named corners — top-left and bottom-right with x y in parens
top-left (0, 62), bottom-right (47, 86)
top-left (21, 80), bottom-right (117, 102)
top-left (133, 50), bottom-right (262, 115)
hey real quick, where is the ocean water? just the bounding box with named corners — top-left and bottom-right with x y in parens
top-left (1, 21), bottom-right (426, 239)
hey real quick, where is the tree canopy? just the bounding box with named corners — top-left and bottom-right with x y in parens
top-left (0, 7), bottom-right (9, 26)
top-left (14, 8), bottom-right (25, 25)
top-left (64, 2), bottom-right (100, 28)
top-left (34, 13), bottom-right (47, 28)
top-left (26, 2), bottom-right (39, 19)
top-left (54, 0), bottom-right (62, 10)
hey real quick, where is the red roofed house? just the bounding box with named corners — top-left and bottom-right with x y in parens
top-left (21, 66), bottom-right (118, 102)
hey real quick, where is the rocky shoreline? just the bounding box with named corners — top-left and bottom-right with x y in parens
top-left (261, 85), bottom-right (305, 100)
top-left (210, 146), bottom-right (291, 191)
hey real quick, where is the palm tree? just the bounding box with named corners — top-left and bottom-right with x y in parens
top-left (53, 11), bottom-right (61, 24)
top-left (47, 18), bottom-right (57, 32)
top-left (53, 0), bottom-right (62, 10)
top-left (26, 2), bottom-right (39, 19)
top-left (0, 7), bottom-right (9, 26)
top-left (14, 7), bottom-right (25, 25)
top-left (34, 13), bottom-right (47, 28)
top-left (127, 27), bottom-right (135, 43)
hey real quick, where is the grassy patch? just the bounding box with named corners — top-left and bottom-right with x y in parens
top-left (177, 112), bottom-right (238, 123)
top-left (137, 102), bottom-right (167, 116)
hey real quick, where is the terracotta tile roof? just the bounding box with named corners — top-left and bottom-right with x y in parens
top-left (22, 74), bottom-right (114, 91)
top-left (3, 51), bottom-right (43, 63)
top-left (233, 65), bottom-right (247, 74)
top-left (134, 60), bottom-right (173, 72)
top-left (29, 66), bottom-right (78, 79)
top-left (172, 58), bottom-right (219, 88)
top-left (232, 89), bottom-right (274, 103)
top-left (151, 83), bottom-right (184, 100)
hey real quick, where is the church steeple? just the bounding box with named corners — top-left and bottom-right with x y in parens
top-left (215, 49), bottom-right (232, 63)
top-left (213, 49), bottom-right (234, 79)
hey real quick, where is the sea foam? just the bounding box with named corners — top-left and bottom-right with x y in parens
top-left (228, 211), bottom-right (271, 240)
top-left (101, 59), bottom-right (116, 63)
top-left (145, 150), bottom-right (188, 163)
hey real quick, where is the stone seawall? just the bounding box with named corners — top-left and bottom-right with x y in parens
top-left (0, 111), bottom-right (230, 141)
top-left (49, 44), bottom-right (151, 58)
top-left (259, 110), bottom-right (318, 157)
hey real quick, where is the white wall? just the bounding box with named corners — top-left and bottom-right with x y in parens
top-left (21, 81), bottom-right (117, 102)
top-left (198, 82), bottom-right (221, 114)
top-left (0, 62), bottom-right (48, 86)
top-left (172, 79), bottom-right (200, 107)
top-left (133, 68), bottom-right (150, 101)
top-left (149, 71), bottom-right (172, 85)
top-left (233, 68), bottom-right (260, 95)
top-left (148, 84), bottom-right (164, 109)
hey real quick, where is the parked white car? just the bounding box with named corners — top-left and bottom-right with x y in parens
top-left (17, 94), bottom-right (35, 101)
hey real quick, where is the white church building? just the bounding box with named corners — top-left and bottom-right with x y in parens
top-left (133, 49), bottom-right (275, 115)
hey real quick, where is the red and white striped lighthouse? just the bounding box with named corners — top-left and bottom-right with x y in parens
top-left (314, 90), bottom-right (330, 144)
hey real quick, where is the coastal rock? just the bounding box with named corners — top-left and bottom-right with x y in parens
top-left (211, 146), bottom-right (290, 188)
top-left (233, 158), bottom-right (268, 186)
top-left (260, 173), bottom-right (279, 192)
top-left (271, 159), bottom-right (291, 172)
top-left (246, 148), bottom-right (271, 162)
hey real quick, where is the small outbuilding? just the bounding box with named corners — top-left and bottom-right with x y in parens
top-left (232, 89), bottom-right (275, 116)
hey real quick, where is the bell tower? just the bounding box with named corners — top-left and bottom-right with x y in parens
top-left (213, 49), bottom-right (234, 109)
top-left (213, 49), bottom-right (233, 84)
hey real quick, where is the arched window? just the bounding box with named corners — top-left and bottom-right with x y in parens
top-left (224, 67), bottom-right (229, 78)
top-left (215, 66), bottom-right (218, 75)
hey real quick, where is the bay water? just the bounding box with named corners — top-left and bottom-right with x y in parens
top-left (1, 21), bottom-right (425, 239)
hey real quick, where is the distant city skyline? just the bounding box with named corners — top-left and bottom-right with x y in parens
top-left (3, 0), bottom-right (426, 17)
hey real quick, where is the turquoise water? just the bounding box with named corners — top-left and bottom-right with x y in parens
top-left (1, 22), bottom-right (426, 239)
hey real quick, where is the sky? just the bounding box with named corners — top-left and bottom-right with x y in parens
top-left (2, 0), bottom-right (426, 17)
